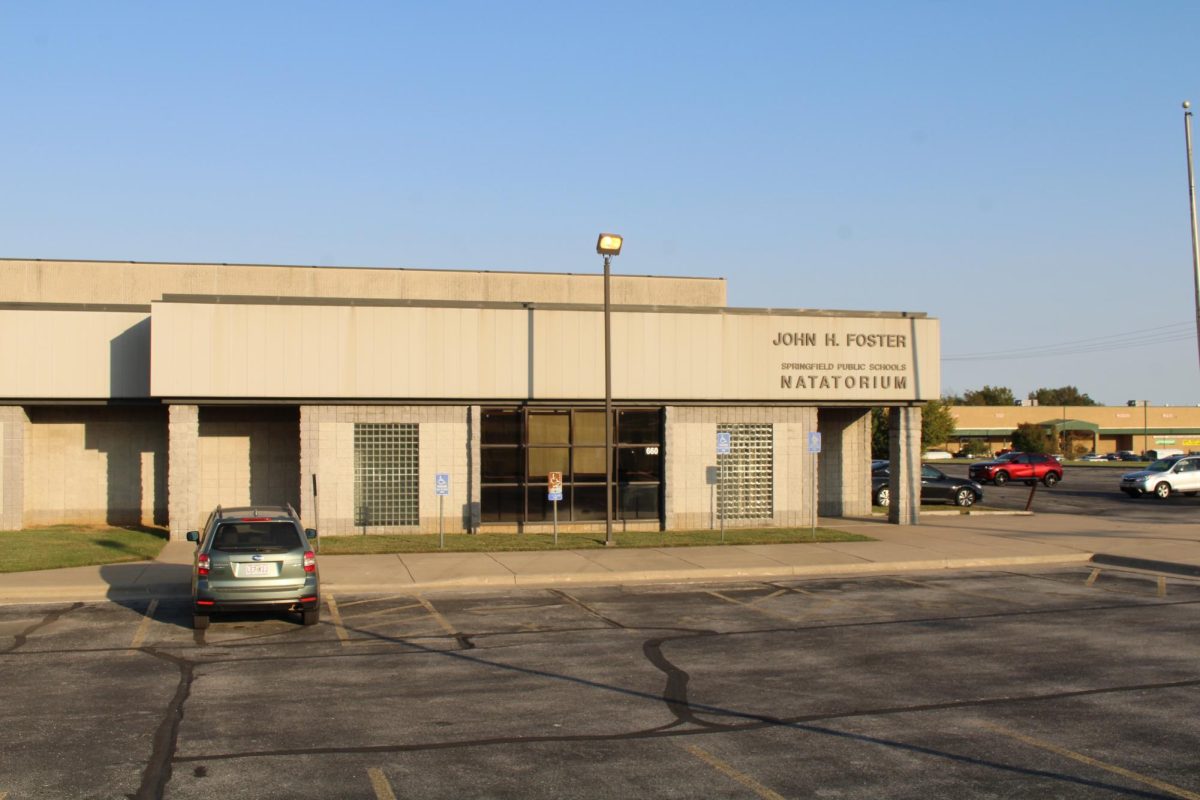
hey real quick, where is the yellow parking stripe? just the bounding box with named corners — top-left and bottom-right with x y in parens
top-left (706, 591), bottom-right (798, 623)
top-left (127, 599), bottom-right (159, 653)
top-left (368, 767), bottom-right (397, 800)
top-left (325, 594), bottom-right (350, 645)
top-left (985, 724), bottom-right (1200, 800)
top-left (681, 743), bottom-right (786, 800)
top-left (418, 597), bottom-right (457, 636)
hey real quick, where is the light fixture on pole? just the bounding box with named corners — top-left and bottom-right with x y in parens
top-left (596, 233), bottom-right (623, 547)
top-left (1183, 101), bottom-right (1200, 371)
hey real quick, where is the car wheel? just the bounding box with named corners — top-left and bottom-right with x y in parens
top-left (954, 488), bottom-right (976, 507)
top-left (302, 607), bottom-right (321, 626)
top-left (993, 471), bottom-right (1009, 486)
top-left (874, 486), bottom-right (890, 507)
top-left (192, 613), bottom-right (210, 630)
top-left (1154, 482), bottom-right (1172, 499)
top-left (1043, 472), bottom-right (1060, 487)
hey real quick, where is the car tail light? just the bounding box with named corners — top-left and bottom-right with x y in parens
top-left (303, 551), bottom-right (316, 573)
top-left (197, 553), bottom-right (210, 576)
top-left (241, 517), bottom-right (272, 522)
top-left (196, 599), bottom-right (215, 607)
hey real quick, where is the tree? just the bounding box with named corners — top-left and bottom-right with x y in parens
top-left (922, 398), bottom-right (956, 449)
top-left (871, 408), bottom-right (889, 458)
top-left (870, 401), bottom-right (957, 458)
top-left (955, 385), bottom-right (1016, 406)
top-left (1031, 386), bottom-right (1098, 407)
top-left (1011, 422), bottom-right (1053, 454)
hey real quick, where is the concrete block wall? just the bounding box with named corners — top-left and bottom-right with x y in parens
top-left (299, 405), bottom-right (474, 535)
top-left (197, 407), bottom-right (300, 515)
top-left (665, 406), bottom-right (817, 530)
top-left (168, 405), bottom-right (200, 539)
top-left (817, 407), bottom-right (872, 517)
top-left (888, 406), bottom-right (922, 525)
top-left (0, 406), bottom-right (27, 531)
top-left (23, 406), bottom-right (166, 529)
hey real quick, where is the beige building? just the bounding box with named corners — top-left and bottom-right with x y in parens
top-left (950, 405), bottom-right (1200, 456)
top-left (0, 258), bottom-right (941, 538)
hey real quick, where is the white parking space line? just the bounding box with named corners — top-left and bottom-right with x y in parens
top-left (984, 724), bottom-right (1200, 800)
top-left (368, 767), bottom-right (397, 800)
top-left (680, 743), bottom-right (786, 800)
top-left (325, 594), bottom-right (350, 645)
top-left (126, 599), bottom-right (159, 653)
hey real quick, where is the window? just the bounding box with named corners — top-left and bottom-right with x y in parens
top-left (354, 423), bottom-right (419, 526)
top-left (480, 407), bottom-right (663, 524)
top-left (716, 423), bottom-right (774, 520)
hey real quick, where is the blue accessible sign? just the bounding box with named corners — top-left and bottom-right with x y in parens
top-left (716, 431), bottom-right (732, 455)
top-left (808, 432), bottom-right (822, 453)
top-left (435, 472), bottom-right (450, 496)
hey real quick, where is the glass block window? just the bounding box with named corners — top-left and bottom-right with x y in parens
top-left (717, 423), bottom-right (774, 520)
top-left (354, 423), bottom-right (419, 526)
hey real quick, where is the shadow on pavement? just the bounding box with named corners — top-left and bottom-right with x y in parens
top-left (100, 561), bottom-right (193, 629)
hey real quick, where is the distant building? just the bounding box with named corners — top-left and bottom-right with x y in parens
top-left (950, 405), bottom-right (1200, 455)
top-left (0, 258), bottom-right (941, 537)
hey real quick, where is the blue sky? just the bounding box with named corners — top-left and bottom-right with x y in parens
top-left (2, 1), bottom-right (1199, 405)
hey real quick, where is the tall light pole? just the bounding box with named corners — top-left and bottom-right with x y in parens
top-left (596, 233), bottom-right (623, 547)
top-left (1183, 101), bottom-right (1200, 371)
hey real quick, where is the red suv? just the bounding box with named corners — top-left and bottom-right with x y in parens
top-left (969, 452), bottom-right (1063, 486)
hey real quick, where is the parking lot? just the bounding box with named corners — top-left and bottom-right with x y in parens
top-left (935, 464), bottom-right (1200, 521)
top-left (2, 565), bottom-right (1199, 799)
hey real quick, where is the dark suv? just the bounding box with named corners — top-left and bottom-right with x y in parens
top-left (969, 453), bottom-right (1063, 486)
top-left (186, 505), bottom-right (320, 630)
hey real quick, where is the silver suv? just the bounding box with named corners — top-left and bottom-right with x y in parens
top-left (186, 505), bottom-right (320, 630)
top-left (1120, 455), bottom-right (1200, 499)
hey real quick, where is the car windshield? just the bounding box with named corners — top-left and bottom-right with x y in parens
top-left (995, 453), bottom-right (1021, 462)
top-left (1148, 458), bottom-right (1178, 472)
top-left (211, 521), bottom-right (303, 553)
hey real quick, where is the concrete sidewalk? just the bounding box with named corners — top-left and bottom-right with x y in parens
top-left (2, 512), bottom-right (1198, 604)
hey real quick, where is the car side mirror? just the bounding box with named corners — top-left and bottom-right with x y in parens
top-left (306, 528), bottom-right (318, 539)
top-left (186, 531), bottom-right (199, 543)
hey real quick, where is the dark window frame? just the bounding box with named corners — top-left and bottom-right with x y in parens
top-left (480, 406), bottom-right (664, 524)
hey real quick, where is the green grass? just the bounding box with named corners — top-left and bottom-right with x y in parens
top-left (0, 526), bottom-right (167, 573)
top-left (318, 527), bottom-right (870, 555)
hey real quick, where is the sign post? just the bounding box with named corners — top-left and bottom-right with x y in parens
top-left (435, 472), bottom-right (450, 549)
top-left (807, 432), bottom-right (822, 538)
top-left (548, 471), bottom-right (563, 545)
top-left (716, 431), bottom-right (732, 542)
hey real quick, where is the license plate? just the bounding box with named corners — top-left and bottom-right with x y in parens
top-left (239, 562), bottom-right (273, 577)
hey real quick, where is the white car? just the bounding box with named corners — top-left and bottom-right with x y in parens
top-left (1120, 455), bottom-right (1200, 499)
top-left (1079, 453), bottom-right (1108, 462)
top-left (922, 450), bottom-right (953, 460)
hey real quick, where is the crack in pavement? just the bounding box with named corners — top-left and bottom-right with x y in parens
top-left (1, 602), bottom-right (82, 653)
top-left (130, 647), bottom-right (195, 800)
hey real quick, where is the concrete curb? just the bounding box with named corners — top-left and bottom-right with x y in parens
top-left (0, 553), bottom-right (1095, 605)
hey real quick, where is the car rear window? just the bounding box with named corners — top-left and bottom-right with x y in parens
top-left (211, 521), bottom-right (304, 552)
